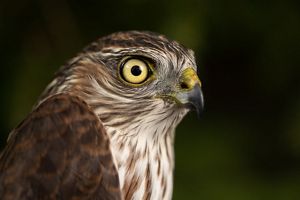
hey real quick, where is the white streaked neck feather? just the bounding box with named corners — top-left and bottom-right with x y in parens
top-left (101, 106), bottom-right (188, 200)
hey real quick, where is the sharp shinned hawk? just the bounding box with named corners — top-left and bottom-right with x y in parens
top-left (0, 31), bottom-right (204, 200)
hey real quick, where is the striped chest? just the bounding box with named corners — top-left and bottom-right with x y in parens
top-left (107, 127), bottom-right (175, 200)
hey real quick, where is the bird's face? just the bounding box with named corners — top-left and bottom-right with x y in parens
top-left (48, 31), bottom-right (203, 132)
top-left (116, 52), bottom-right (203, 112)
top-left (93, 32), bottom-right (201, 111)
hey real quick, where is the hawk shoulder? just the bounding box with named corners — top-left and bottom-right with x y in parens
top-left (0, 93), bottom-right (121, 200)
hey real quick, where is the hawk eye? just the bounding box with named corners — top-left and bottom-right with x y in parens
top-left (119, 58), bottom-right (151, 84)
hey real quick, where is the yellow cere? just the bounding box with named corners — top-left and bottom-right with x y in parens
top-left (180, 67), bottom-right (202, 90)
top-left (122, 58), bottom-right (149, 84)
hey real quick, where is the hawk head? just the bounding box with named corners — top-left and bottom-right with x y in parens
top-left (40, 31), bottom-right (204, 199)
top-left (43, 31), bottom-right (203, 132)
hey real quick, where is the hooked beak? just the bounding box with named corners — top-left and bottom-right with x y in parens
top-left (175, 67), bottom-right (204, 117)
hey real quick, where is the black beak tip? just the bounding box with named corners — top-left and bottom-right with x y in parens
top-left (196, 103), bottom-right (204, 119)
top-left (186, 86), bottom-right (204, 119)
top-left (188, 99), bottom-right (204, 119)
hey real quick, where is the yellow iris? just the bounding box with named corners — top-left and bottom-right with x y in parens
top-left (121, 58), bottom-right (149, 84)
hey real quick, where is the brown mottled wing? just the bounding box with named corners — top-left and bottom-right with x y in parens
top-left (0, 94), bottom-right (121, 200)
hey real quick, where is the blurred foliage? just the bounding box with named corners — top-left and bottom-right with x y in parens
top-left (0, 0), bottom-right (300, 199)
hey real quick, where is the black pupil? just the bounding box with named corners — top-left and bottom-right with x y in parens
top-left (131, 65), bottom-right (142, 76)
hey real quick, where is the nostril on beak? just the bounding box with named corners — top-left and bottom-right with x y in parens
top-left (180, 82), bottom-right (189, 90)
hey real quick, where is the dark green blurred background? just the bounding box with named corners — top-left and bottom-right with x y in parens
top-left (1, 0), bottom-right (300, 199)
